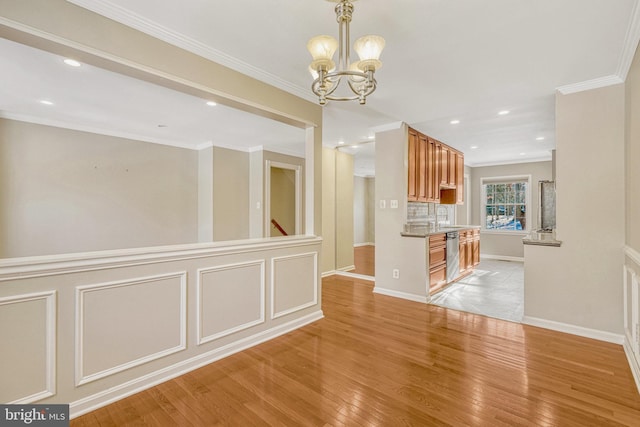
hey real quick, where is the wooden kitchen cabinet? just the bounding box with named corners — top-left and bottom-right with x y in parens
top-left (456, 154), bottom-right (465, 204)
top-left (407, 127), bottom-right (464, 205)
top-left (428, 233), bottom-right (447, 292)
top-left (472, 229), bottom-right (480, 266)
top-left (407, 128), bottom-right (418, 201)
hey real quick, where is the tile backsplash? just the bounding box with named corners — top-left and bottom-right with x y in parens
top-left (407, 202), bottom-right (454, 226)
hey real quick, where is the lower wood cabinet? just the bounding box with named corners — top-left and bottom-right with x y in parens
top-left (428, 233), bottom-right (447, 293)
top-left (428, 228), bottom-right (480, 296)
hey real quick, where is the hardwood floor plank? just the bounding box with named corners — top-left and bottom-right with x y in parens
top-left (71, 275), bottom-right (640, 426)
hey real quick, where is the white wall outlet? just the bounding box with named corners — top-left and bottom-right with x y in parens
top-left (390, 199), bottom-right (399, 209)
top-left (392, 269), bottom-right (400, 279)
top-left (380, 200), bottom-right (386, 209)
top-left (256, 202), bottom-right (261, 209)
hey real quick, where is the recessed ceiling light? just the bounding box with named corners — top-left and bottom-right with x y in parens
top-left (338, 141), bottom-right (345, 145)
top-left (450, 120), bottom-right (460, 125)
top-left (367, 135), bottom-right (375, 139)
top-left (63, 58), bottom-right (81, 67)
top-left (206, 101), bottom-right (217, 106)
top-left (520, 152), bottom-right (526, 155)
top-left (536, 136), bottom-right (545, 141)
top-left (470, 145), bottom-right (478, 149)
top-left (498, 110), bottom-right (510, 115)
top-left (39, 100), bottom-right (54, 105)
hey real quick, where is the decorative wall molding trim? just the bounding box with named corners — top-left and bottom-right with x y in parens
top-left (0, 236), bottom-right (323, 282)
top-left (556, 75), bottom-right (624, 95)
top-left (75, 272), bottom-right (187, 386)
top-left (1, 291), bottom-right (56, 404)
top-left (521, 316), bottom-right (624, 345)
top-left (196, 260), bottom-right (266, 345)
top-left (271, 252), bottom-right (319, 319)
top-left (66, 0), bottom-right (313, 102)
top-left (372, 287), bottom-right (428, 304)
top-left (69, 310), bottom-right (324, 419)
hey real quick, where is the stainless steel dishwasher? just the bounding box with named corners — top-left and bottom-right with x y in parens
top-left (446, 231), bottom-right (460, 282)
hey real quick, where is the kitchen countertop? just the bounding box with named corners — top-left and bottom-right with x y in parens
top-left (401, 224), bottom-right (481, 238)
top-left (522, 230), bottom-right (562, 247)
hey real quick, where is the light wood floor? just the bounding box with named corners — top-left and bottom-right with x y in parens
top-left (72, 275), bottom-right (640, 426)
top-left (352, 244), bottom-right (374, 276)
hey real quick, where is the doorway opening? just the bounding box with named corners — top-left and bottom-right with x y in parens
top-left (265, 161), bottom-right (301, 237)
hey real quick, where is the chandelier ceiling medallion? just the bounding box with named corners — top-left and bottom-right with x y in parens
top-left (307, 0), bottom-right (385, 105)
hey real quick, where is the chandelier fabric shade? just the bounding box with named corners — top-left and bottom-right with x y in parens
top-left (307, 0), bottom-right (385, 105)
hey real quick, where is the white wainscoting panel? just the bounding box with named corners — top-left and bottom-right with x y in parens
top-left (75, 272), bottom-right (187, 385)
top-left (0, 291), bottom-right (56, 403)
top-left (623, 247), bottom-right (640, 393)
top-left (197, 260), bottom-right (265, 345)
top-left (271, 252), bottom-right (318, 319)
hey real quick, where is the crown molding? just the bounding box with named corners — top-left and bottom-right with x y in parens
top-left (556, 75), bottom-right (624, 95)
top-left (66, 0), bottom-right (314, 102)
top-left (466, 155), bottom-right (552, 168)
top-left (0, 112), bottom-right (203, 150)
top-left (617, 0), bottom-right (640, 80)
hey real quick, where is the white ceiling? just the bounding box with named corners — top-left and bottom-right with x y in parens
top-left (2, 0), bottom-right (639, 175)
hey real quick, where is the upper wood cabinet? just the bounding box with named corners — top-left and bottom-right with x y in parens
top-left (408, 128), bottom-right (418, 201)
top-left (456, 153), bottom-right (464, 204)
top-left (408, 127), bottom-right (464, 205)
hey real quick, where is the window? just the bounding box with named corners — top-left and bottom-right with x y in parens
top-left (481, 176), bottom-right (530, 232)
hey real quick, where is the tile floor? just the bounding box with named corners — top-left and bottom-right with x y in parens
top-left (429, 258), bottom-right (524, 322)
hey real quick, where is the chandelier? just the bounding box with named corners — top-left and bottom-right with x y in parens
top-left (307, 0), bottom-right (385, 105)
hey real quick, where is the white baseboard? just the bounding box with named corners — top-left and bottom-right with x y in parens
top-left (521, 316), bottom-right (624, 344)
top-left (335, 271), bottom-right (375, 281)
top-left (337, 265), bottom-right (355, 272)
top-left (623, 335), bottom-right (640, 394)
top-left (354, 242), bottom-right (375, 247)
top-left (480, 254), bottom-right (524, 263)
top-left (373, 286), bottom-right (428, 304)
top-left (70, 310), bottom-right (324, 419)
top-left (321, 270), bottom-right (337, 278)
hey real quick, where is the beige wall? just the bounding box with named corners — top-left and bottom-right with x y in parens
top-left (525, 84), bottom-right (625, 334)
top-left (374, 124), bottom-right (428, 300)
top-left (470, 161), bottom-right (552, 259)
top-left (335, 150), bottom-right (354, 270)
top-left (212, 147), bottom-right (250, 241)
top-left (321, 148), bottom-right (336, 273)
top-left (0, 119), bottom-right (198, 257)
top-left (354, 176), bottom-right (375, 245)
top-left (626, 43), bottom-right (640, 251)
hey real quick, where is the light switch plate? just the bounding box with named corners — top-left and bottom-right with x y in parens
top-left (390, 200), bottom-right (399, 209)
top-left (380, 200), bottom-right (386, 209)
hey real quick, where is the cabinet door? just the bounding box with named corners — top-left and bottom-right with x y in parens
top-left (456, 153), bottom-right (464, 204)
top-left (440, 144), bottom-right (449, 186)
top-left (429, 137), bottom-right (439, 203)
top-left (459, 239), bottom-right (467, 274)
top-left (408, 129), bottom-right (418, 201)
top-left (472, 234), bottom-right (480, 266)
top-left (417, 133), bottom-right (428, 202)
top-left (448, 150), bottom-right (457, 186)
